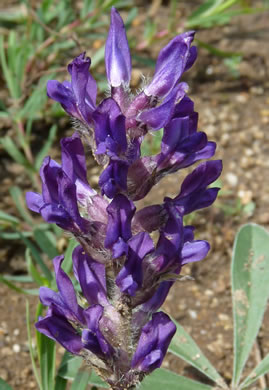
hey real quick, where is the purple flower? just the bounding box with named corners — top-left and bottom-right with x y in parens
top-left (36, 308), bottom-right (83, 355)
top-left (93, 98), bottom-right (127, 157)
top-left (99, 158), bottom-right (129, 199)
top-left (26, 133), bottom-right (95, 234)
top-left (105, 7), bottom-right (131, 87)
top-left (131, 312), bottom-right (176, 372)
top-left (47, 53), bottom-right (96, 125)
top-left (116, 232), bottom-right (154, 296)
top-left (26, 156), bottom-right (90, 233)
top-left (36, 253), bottom-right (114, 360)
top-left (105, 194), bottom-right (136, 257)
top-left (133, 160), bottom-right (222, 232)
top-left (144, 31), bottom-right (196, 98)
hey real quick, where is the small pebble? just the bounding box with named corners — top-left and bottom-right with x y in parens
top-left (188, 310), bottom-right (197, 319)
top-left (226, 173), bottom-right (238, 187)
top-left (13, 344), bottom-right (21, 353)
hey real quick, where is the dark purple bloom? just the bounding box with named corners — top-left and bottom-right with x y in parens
top-left (166, 160), bottom-right (222, 214)
top-left (82, 305), bottom-right (114, 359)
top-left (138, 83), bottom-right (188, 130)
top-left (133, 160), bottom-right (222, 233)
top-left (72, 246), bottom-right (108, 306)
top-left (153, 202), bottom-right (184, 272)
top-left (105, 194), bottom-right (136, 257)
top-left (116, 232), bottom-right (154, 296)
top-left (36, 307), bottom-right (83, 355)
top-left (131, 312), bottom-right (176, 372)
top-left (99, 158), bottom-right (129, 199)
top-left (93, 98), bottom-right (127, 157)
top-left (36, 253), bottom-right (114, 361)
top-left (105, 7), bottom-right (131, 87)
top-left (144, 31), bottom-right (196, 98)
top-left (26, 157), bottom-right (90, 233)
top-left (39, 255), bottom-right (85, 324)
top-left (26, 133), bottom-right (94, 234)
top-left (47, 53), bottom-right (96, 124)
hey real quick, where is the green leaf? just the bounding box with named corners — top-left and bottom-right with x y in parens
top-left (54, 352), bottom-right (70, 390)
top-left (0, 231), bottom-right (32, 240)
top-left (3, 274), bottom-right (32, 282)
top-left (169, 317), bottom-right (226, 387)
top-left (188, 0), bottom-right (224, 20)
top-left (88, 370), bottom-right (109, 388)
top-left (0, 275), bottom-right (39, 295)
top-left (57, 355), bottom-right (109, 388)
top-left (1, 137), bottom-right (32, 170)
top-left (18, 74), bottom-right (54, 120)
top-left (39, 333), bottom-right (56, 390)
top-left (140, 368), bottom-right (213, 390)
top-left (61, 238), bottom-right (79, 274)
top-left (240, 354), bottom-right (269, 388)
top-left (20, 234), bottom-right (52, 282)
top-left (33, 228), bottom-right (58, 259)
top-left (91, 45), bottom-right (105, 69)
top-left (53, 375), bottom-right (67, 390)
top-left (0, 210), bottom-right (19, 225)
top-left (70, 371), bottom-right (90, 390)
top-left (232, 223), bottom-right (269, 386)
top-left (26, 248), bottom-right (47, 286)
top-left (195, 39), bottom-right (242, 58)
top-left (0, 35), bottom-right (18, 99)
top-left (35, 124), bottom-right (57, 170)
top-left (58, 355), bottom-right (83, 380)
top-left (0, 378), bottom-right (14, 389)
top-left (9, 186), bottom-right (33, 224)
top-left (26, 300), bottom-right (42, 390)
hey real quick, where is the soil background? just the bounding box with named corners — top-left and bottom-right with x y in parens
top-left (0, 1), bottom-right (269, 389)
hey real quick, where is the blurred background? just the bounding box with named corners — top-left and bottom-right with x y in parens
top-left (0, 0), bottom-right (269, 388)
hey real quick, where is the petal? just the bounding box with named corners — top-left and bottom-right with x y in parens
top-left (105, 194), bottom-right (136, 249)
top-left (133, 282), bottom-right (173, 327)
top-left (181, 240), bottom-right (210, 265)
top-left (47, 80), bottom-right (77, 117)
top-left (184, 45), bottom-right (198, 72)
top-left (40, 203), bottom-right (73, 229)
top-left (93, 98), bottom-right (127, 156)
top-left (40, 157), bottom-right (61, 204)
top-left (61, 132), bottom-right (88, 184)
top-left (36, 312), bottom-right (83, 355)
top-left (72, 246), bottom-right (108, 306)
top-left (144, 31), bottom-right (195, 98)
top-left (174, 187), bottom-right (220, 215)
top-left (68, 52), bottom-right (96, 119)
top-left (178, 160), bottom-right (222, 197)
top-left (116, 232), bottom-right (154, 296)
top-left (160, 117), bottom-right (190, 158)
top-left (156, 203), bottom-right (184, 265)
top-left (26, 192), bottom-right (44, 213)
top-left (99, 159), bottom-right (129, 199)
top-left (82, 305), bottom-right (113, 358)
top-left (57, 170), bottom-right (89, 233)
top-left (53, 255), bottom-right (85, 323)
top-left (139, 83), bottom-right (188, 130)
top-left (133, 205), bottom-right (164, 233)
top-left (105, 8), bottom-right (131, 87)
top-left (131, 312), bottom-right (176, 372)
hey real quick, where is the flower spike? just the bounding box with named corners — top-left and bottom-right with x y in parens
top-left (31, 7), bottom-right (221, 389)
